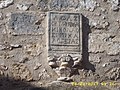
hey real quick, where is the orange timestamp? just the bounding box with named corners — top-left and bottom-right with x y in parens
top-left (71, 81), bottom-right (120, 87)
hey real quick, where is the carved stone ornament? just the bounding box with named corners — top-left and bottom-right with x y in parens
top-left (47, 11), bottom-right (82, 81)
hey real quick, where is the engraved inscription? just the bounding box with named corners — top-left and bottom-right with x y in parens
top-left (48, 12), bottom-right (81, 52)
top-left (9, 13), bottom-right (44, 35)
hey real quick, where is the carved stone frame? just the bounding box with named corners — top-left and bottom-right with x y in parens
top-left (47, 11), bottom-right (82, 57)
top-left (46, 12), bottom-right (83, 79)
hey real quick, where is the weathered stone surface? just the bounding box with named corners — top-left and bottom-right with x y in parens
top-left (12, 63), bottom-right (33, 81)
top-left (37, 0), bottom-right (48, 11)
top-left (89, 33), bottom-right (120, 55)
top-left (48, 61), bottom-right (58, 68)
top-left (89, 33), bottom-right (107, 53)
top-left (0, 12), bottom-right (3, 20)
top-left (48, 12), bottom-right (82, 52)
top-left (49, 0), bottom-right (79, 11)
top-left (16, 2), bottom-right (32, 11)
top-left (60, 62), bottom-right (69, 67)
top-left (102, 63), bottom-right (110, 67)
top-left (19, 57), bottom-right (29, 63)
top-left (89, 55), bottom-right (101, 63)
top-left (0, 70), bottom-right (4, 76)
top-left (90, 20), bottom-right (109, 29)
top-left (0, 43), bottom-right (22, 51)
top-left (106, 42), bottom-right (120, 55)
top-left (0, 0), bottom-right (13, 9)
top-left (33, 63), bottom-right (42, 70)
top-left (38, 69), bottom-right (50, 80)
top-left (49, 0), bottom-right (98, 11)
top-left (105, 67), bottom-right (120, 80)
top-left (9, 13), bottom-right (44, 35)
top-left (110, 0), bottom-right (120, 11)
top-left (24, 42), bottom-right (43, 56)
top-left (0, 64), bottom-right (8, 71)
top-left (0, 44), bottom-right (6, 50)
top-left (57, 77), bottom-right (73, 82)
top-left (57, 77), bottom-right (67, 81)
top-left (83, 0), bottom-right (98, 12)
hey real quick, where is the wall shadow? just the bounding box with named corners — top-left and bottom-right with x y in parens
top-left (82, 15), bottom-right (96, 72)
top-left (0, 75), bottom-right (46, 90)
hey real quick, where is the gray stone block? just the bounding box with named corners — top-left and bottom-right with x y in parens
top-left (9, 13), bottom-right (44, 35)
top-left (47, 12), bottom-right (82, 53)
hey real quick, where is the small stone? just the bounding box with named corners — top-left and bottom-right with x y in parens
top-left (95, 13), bottom-right (101, 16)
top-left (39, 69), bottom-right (50, 80)
top-left (110, 0), bottom-right (120, 11)
top-left (60, 55), bottom-right (72, 62)
top-left (6, 12), bottom-right (12, 18)
top-left (0, 70), bottom-right (4, 75)
top-left (26, 76), bottom-right (33, 81)
top-left (19, 57), bottom-right (29, 63)
top-left (72, 55), bottom-right (82, 61)
top-left (0, 45), bottom-right (6, 50)
top-left (104, 21), bottom-right (109, 26)
top-left (85, 0), bottom-right (97, 12)
top-left (109, 58), bottom-right (119, 62)
top-left (0, 12), bottom-right (3, 20)
top-left (72, 60), bottom-right (82, 68)
top-left (112, 5), bottom-right (119, 11)
top-left (60, 62), bottom-right (69, 67)
top-left (66, 78), bottom-right (73, 82)
top-left (89, 8), bottom-right (94, 12)
top-left (48, 56), bottom-right (58, 62)
top-left (106, 67), bottom-right (120, 80)
top-left (57, 77), bottom-right (73, 82)
top-left (16, 3), bottom-right (32, 11)
top-left (72, 57), bottom-right (79, 61)
top-left (59, 67), bottom-right (71, 77)
top-left (73, 60), bottom-right (80, 65)
top-left (102, 16), bottom-right (106, 19)
top-left (59, 66), bottom-right (66, 70)
top-left (106, 42), bottom-right (120, 55)
top-left (37, 0), bottom-right (48, 11)
top-left (102, 63), bottom-right (109, 67)
top-left (60, 57), bottom-right (66, 62)
top-left (0, 0), bottom-right (14, 9)
top-left (38, 82), bottom-right (43, 86)
top-left (12, 63), bottom-right (32, 81)
top-left (10, 44), bottom-right (22, 48)
top-left (101, 8), bottom-right (106, 12)
top-left (0, 64), bottom-right (8, 71)
top-left (57, 77), bottom-right (67, 81)
top-left (42, 68), bottom-right (47, 72)
top-left (49, 61), bottom-right (58, 68)
top-left (116, 19), bottom-right (119, 22)
top-left (96, 3), bottom-right (100, 7)
top-left (54, 68), bottom-right (61, 76)
top-left (34, 63), bottom-right (42, 70)
top-left (87, 70), bottom-right (94, 76)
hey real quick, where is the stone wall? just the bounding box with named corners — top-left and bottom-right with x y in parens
top-left (0, 0), bottom-right (120, 90)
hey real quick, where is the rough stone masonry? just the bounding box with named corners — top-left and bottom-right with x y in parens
top-left (0, 0), bottom-right (120, 90)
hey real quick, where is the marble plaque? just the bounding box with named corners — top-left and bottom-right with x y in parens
top-left (47, 12), bottom-right (82, 53)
